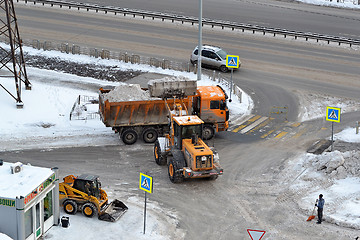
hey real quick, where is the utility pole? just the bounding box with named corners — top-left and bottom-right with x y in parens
top-left (197, 0), bottom-right (202, 81)
top-left (0, 0), bottom-right (31, 108)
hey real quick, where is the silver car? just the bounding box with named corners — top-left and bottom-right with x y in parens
top-left (190, 45), bottom-right (240, 72)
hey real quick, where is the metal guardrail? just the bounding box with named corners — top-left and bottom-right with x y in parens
top-left (17, 0), bottom-right (360, 47)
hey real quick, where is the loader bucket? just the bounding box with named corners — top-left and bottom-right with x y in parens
top-left (148, 77), bottom-right (197, 98)
top-left (98, 199), bottom-right (128, 222)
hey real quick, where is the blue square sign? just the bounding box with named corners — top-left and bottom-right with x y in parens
top-left (226, 55), bottom-right (239, 68)
top-left (326, 106), bottom-right (341, 123)
top-left (139, 173), bottom-right (153, 193)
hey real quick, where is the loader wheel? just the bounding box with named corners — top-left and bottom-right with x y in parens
top-left (82, 203), bottom-right (96, 218)
top-left (122, 129), bottom-right (138, 145)
top-left (63, 200), bottom-right (77, 215)
top-left (203, 125), bottom-right (215, 140)
top-left (168, 159), bottom-right (183, 183)
top-left (208, 175), bottom-right (218, 180)
top-left (154, 140), bottom-right (166, 166)
top-left (143, 128), bottom-right (158, 143)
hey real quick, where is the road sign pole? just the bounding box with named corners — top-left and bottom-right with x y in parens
top-left (197, 0), bottom-right (202, 81)
top-left (229, 68), bottom-right (233, 102)
top-left (331, 122), bottom-right (334, 152)
top-left (143, 191), bottom-right (147, 234)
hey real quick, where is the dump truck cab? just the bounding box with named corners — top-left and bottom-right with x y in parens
top-left (194, 85), bottom-right (229, 139)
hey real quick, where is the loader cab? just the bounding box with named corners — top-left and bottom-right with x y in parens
top-left (173, 116), bottom-right (203, 150)
top-left (73, 174), bottom-right (101, 198)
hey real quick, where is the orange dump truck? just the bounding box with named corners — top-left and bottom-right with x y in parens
top-left (99, 85), bottom-right (229, 145)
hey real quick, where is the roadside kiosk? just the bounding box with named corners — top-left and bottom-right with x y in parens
top-left (0, 161), bottom-right (60, 240)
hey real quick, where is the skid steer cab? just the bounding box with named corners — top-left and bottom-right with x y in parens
top-left (154, 115), bottom-right (223, 183)
top-left (59, 174), bottom-right (128, 222)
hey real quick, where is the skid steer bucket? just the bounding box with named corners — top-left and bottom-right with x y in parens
top-left (98, 199), bottom-right (128, 222)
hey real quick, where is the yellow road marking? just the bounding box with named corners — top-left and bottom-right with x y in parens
top-left (261, 130), bottom-right (274, 139)
top-left (232, 125), bottom-right (247, 133)
top-left (321, 127), bottom-right (327, 130)
top-left (275, 131), bottom-right (288, 139)
top-left (248, 115), bottom-right (261, 122)
top-left (249, 118), bottom-right (271, 133)
top-left (291, 122), bottom-right (301, 127)
top-left (293, 128), bottom-right (308, 139)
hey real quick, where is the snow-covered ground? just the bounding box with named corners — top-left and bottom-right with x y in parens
top-left (297, 0), bottom-right (360, 9)
top-left (0, 45), bottom-right (359, 239)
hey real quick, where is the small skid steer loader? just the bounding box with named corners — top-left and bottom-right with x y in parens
top-left (59, 174), bottom-right (127, 222)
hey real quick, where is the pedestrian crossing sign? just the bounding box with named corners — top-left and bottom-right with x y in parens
top-left (139, 173), bottom-right (153, 193)
top-left (226, 55), bottom-right (239, 68)
top-left (326, 106), bottom-right (341, 123)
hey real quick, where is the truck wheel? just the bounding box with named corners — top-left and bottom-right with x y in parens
top-left (203, 125), bottom-right (215, 140)
top-left (168, 159), bottom-right (183, 183)
top-left (121, 129), bottom-right (138, 145)
top-left (63, 200), bottom-right (77, 215)
top-left (154, 140), bottom-right (166, 166)
top-left (143, 128), bottom-right (158, 143)
top-left (82, 202), bottom-right (96, 218)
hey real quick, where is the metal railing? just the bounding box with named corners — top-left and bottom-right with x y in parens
top-left (17, 0), bottom-right (360, 47)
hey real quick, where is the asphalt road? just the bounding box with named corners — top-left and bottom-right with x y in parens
top-left (62, 0), bottom-right (360, 38)
top-left (2, 3), bottom-right (360, 239)
top-left (14, 3), bottom-right (360, 120)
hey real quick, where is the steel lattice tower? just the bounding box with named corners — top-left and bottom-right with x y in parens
top-left (0, 0), bottom-right (31, 107)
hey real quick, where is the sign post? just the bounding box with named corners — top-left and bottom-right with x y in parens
top-left (326, 106), bottom-right (341, 151)
top-left (226, 55), bottom-right (240, 102)
top-left (139, 173), bottom-right (153, 234)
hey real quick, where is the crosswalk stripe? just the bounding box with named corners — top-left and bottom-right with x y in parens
top-left (248, 115), bottom-right (262, 122)
top-left (228, 114), bottom-right (254, 131)
top-left (232, 125), bottom-right (247, 133)
top-left (261, 130), bottom-right (274, 139)
top-left (292, 127), bottom-right (308, 139)
top-left (275, 131), bottom-right (288, 139)
top-left (240, 116), bottom-right (269, 134)
top-left (249, 118), bottom-right (271, 133)
top-left (291, 122), bottom-right (301, 127)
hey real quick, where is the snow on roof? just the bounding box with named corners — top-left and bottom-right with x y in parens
top-left (174, 115), bottom-right (204, 125)
top-left (0, 162), bottom-right (54, 199)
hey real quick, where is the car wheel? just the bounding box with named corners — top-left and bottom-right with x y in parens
top-left (220, 65), bottom-right (228, 73)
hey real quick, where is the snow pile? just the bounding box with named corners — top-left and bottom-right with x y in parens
top-left (47, 196), bottom-right (185, 240)
top-left (148, 75), bottom-right (191, 83)
top-left (296, 91), bottom-right (360, 121)
top-left (103, 84), bottom-right (154, 102)
top-left (298, 0), bottom-right (360, 9)
top-left (287, 127), bottom-right (360, 229)
top-left (305, 150), bottom-right (360, 179)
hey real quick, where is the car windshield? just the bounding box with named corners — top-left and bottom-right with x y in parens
top-left (216, 49), bottom-right (227, 60)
